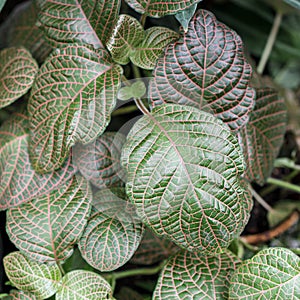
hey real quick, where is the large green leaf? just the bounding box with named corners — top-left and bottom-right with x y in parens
top-left (121, 104), bottom-right (252, 253)
top-left (38, 0), bottom-right (121, 48)
top-left (56, 270), bottom-right (113, 300)
top-left (0, 114), bottom-right (75, 210)
top-left (149, 9), bottom-right (255, 131)
top-left (79, 188), bottom-right (144, 271)
top-left (154, 250), bottom-right (240, 299)
top-left (6, 290), bottom-right (38, 300)
top-left (237, 88), bottom-right (287, 185)
top-left (28, 45), bottom-right (123, 173)
top-left (0, 47), bottom-right (38, 109)
top-left (3, 252), bottom-right (61, 299)
top-left (229, 247), bottom-right (300, 299)
top-left (6, 176), bottom-right (91, 263)
top-left (125, 0), bottom-right (202, 17)
top-left (73, 132), bottom-right (126, 189)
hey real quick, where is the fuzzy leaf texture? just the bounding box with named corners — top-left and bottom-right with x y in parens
top-left (238, 88), bottom-right (287, 185)
top-left (122, 104), bottom-right (252, 253)
top-left (154, 250), bottom-right (240, 299)
top-left (149, 9), bottom-right (255, 131)
top-left (3, 252), bottom-right (61, 299)
top-left (0, 114), bottom-right (75, 210)
top-left (38, 0), bottom-right (121, 48)
top-left (0, 47), bottom-right (38, 108)
top-left (125, 0), bottom-right (202, 17)
top-left (28, 45), bottom-right (122, 172)
top-left (79, 188), bottom-right (144, 271)
top-left (229, 248), bottom-right (300, 299)
top-left (6, 176), bottom-right (91, 263)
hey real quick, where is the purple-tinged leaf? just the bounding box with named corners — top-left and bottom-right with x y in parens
top-left (238, 88), bottom-right (287, 185)
top-left (0, 114), bottom-right (75, 210)
top-left (6, 176), bottom-right (91, 263)
top-left (149, 9), bottom-right (255, 131)
top-left (28, 45), bottom-right (123, 173)
top-left (0, 47), bottom-right (38, 109)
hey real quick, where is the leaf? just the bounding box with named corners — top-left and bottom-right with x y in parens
top-left (0, 0), bottom-right (6, 12)
top-left (107, 14), bottom-right (144, 65)
top-left (237, 88), bottom-right (287, 185)
top-left (56, 270), bottom-right (113, 300)
top-left (73, 132), bottom-right (126, 189)
top-left (125, 0), bottom-right (202, 17)
top-left (229, 247), bottom-right (300, 299)
top-left (154, 249), bottom-right (240, 299)
top-left (175, 3), bottom-right (198, 32)
top-left (79, 188), bottom-right (144, 271)
top-left (149, 9), bottom-right (255, 132)
top-left (118, 81), bottom-right (147, 101)
top-left (0, 114), bottom-right (75, 210)
top-left (6, 176), bottom-right (91, 263)
top-left (121, 104), bottom-right (252, 253)
top-left (38, 0), bottom-right (121, 48)
top-left (7, 290), bottom-right (38, 300)
top-left (28, 45), bottom-right (123, 173)
top-left (3, 252), bottom-right (61, 299)
top-left (0, 47), bottom-right (38, 109)
top-left (131, 27), bottom-right (179, 70)
top-left (283, 0), bottom-right (300, 9)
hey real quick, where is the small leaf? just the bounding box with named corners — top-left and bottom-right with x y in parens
top-left (38, 0), bottom-right (121, 48)
top-left (121, 104), bottom-right (252, 253)
top-left (118, 81), bottom-right (146, 101)
top-left (237, 88), bottom-right (287, 185)
top-left (131, 27), bottom-right (179, 70)
top-left (125, 0), bottom-right (202, 17)
top-left (154, 250), bottom-right (240, 299)
top-left (4, 252), bottom-right (61, 299)
top-left (0, 114), bottom-right (75, 210)
top-left (283, 0), bottom-right (300, 9)
top-left (56, 270), bottom-right (113, 300)
top-left (107, 14), bottom-right (144, 65)
top-left (229, 247), bottom-right (300, 299)
top-left (0, 47), bottom-right (38, 109)
top-left (175, 3), bottom-right (198, 32)
top-left (79, 188), bottom-right (144, 271)
top-left (6, 176), bottom-right (91, 263)
top-left (7, 290), bottom-right (38, 300)
top-left (28, 45), bottom-right (123, 172)
top-left (149, 9), bottom-right (255, 131)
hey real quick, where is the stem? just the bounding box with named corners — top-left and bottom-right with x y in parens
top-left (57, 262), bottom-right (66, 276)
top-left (112, 105), bottom-right (138, 116)
top-left (134, 97), bottom-right (150, 115)
top-left (139, 14), bottom-right (147, 27)
top-left (267, 177), bottom-right (300, 193)
top-left (257, 11), bottom-right (282, 74)
top-left (250, 185), bottom-right (274, 212)
top-left (132, 63), bottom-right (142, 79)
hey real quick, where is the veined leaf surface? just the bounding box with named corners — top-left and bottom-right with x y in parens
top-left (149, 9), bottom-right (255, 131)
top-left (154, 250), bottom-right (240, 299)
top-left (125, 0), bottom-right (202, 17)
top-left (4, 252), bottom-right (61, 299)
top-left (28, 45), bottom-right (122, 172)
top-left (0, 47), bottom-right (38, 109)
top-left (79, 188), bottom-right (144, 271)
top-left (238, 88), bottom-right (287, 185)
top-left (6, 176), bottom-right (92, 263)
top-left (122, 104), bottom-right (251, 253)
top-left (229, 248), bottom-right (300, 299)
top-left (56, 270), bottom-right (113, 300)
top-left (38, 0), bottom-right (121, 48)
top-left (0, 114), bottom-right (75, 210)
top-left (7, 290), bottom-right (38, 300)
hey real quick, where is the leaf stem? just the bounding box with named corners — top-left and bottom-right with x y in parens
top-left (134, 97), bottom-right (150, 115)
top-left (57, 261), bottom-right (66, 276)
top-left (112, 105), bottom-right (138, 116)
top-left (140, 14), bottom-right (147, 27)
top-left (257, 11), bottom-right (282, 74)
top-left (250, 185), bottom-right (274, 212)
top-left (267, 177), bottom-right (300, 193)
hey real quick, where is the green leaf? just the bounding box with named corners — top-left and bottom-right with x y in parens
top-left (0, 114), bottom-right (75, 210)
top-left (6, 176), bottom-right (91, 263)
top-left (107, 14), bottom-right (144, 65)
top-left (73, 132), bottom-right (126, 189)
top-left (237, 88), bottom-right (287, 185)
top-left (7, 290), bottom-right (38, 300)
top-left (131, 27), bottom-right (179, 70)
top-left (0, 47), bottom-right (38, 109)
top-left (229, 247), bottom-right (300, 299)
top-left (154, 250), bottom-right (240, 299)
top-left (175, 3), bottom-right (198, 32)
top-left (149, 9), bottom-right (255, 131)
top-left (56, 270), bottom-right (113, 300)
top-left (283, 0), bottom-right (300, 9)
top-left (118, 81), bottom-right (147, 101)
top-left (28, 45), bottom-right (123, 172)
top-left (3, 252), bottom-right (61, 299)
top-left (38, 0), bottom-right (121, 48)
top-left (0, 0), bottom-right (6, 12)
top-left (121, 104), bottom-right (252, 253)
top-left (79, 188), bottom-right (144, 271)
top-left (125, 0), bottom-right (202, 17)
